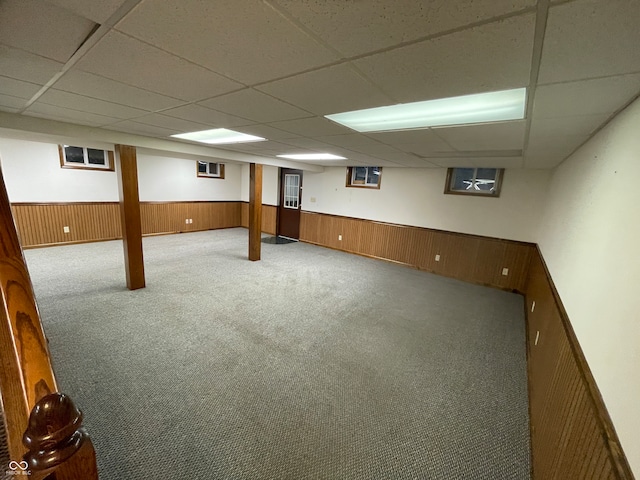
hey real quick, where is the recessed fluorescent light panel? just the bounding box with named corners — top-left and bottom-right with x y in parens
top-left (325, 88), bottom-right (527, 132)
top-left (277, 153), bottom-right (347, 160)
top-left (171, 128), bottom-right (265, 144)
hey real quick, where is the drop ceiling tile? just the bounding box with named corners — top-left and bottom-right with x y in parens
top-left (354, 14), bottom-right (535, 103)
top-left (115, 0), bottom-right (339, 84)
top-left (0, 106), bottom-right (19, 114)
top-left (273, 0), bottom-right (535, 57)
top-left (199, 89), bottom-right (311, 123)
top-left (0, 76), bottom-right (42, 99)
top-left (530, 114), bottom-right (609, 141)
top-left (280, 138), bottom-right (339, 150)
top-left (0, 0), bottom-right (97, 63)
top-left (533, 74), bottom-right (640, 118)
top-left (375, 153), bottom-right (439, 168)
top-left (23, 103), bottom-right (121, 127)
top-left (313, 134), bottom-right (382, 149)
top-left (538, 0), bottom-right (640, 84)
top-left (162, 104), bottom-right (254, 128)
top-left (366, 129), bottom-right (455, 151)
top-left (54, 70), bottom-right (184, 111)
top-left (271, 117), bottom-right (353, 137)
top-left (0, 45), bottom-right (63, 85)
top-left (104, 120), bottom-right (180, 137)
top-left (341, 143), bottom-right (403, 156)
top-left (429, 156), bottom-right (524, 168)
top-left (527, 132), bottom-right (589, 152)
top-left (45, 0), bottom-right (128, 23)
top-left (75, 31), bottom-right (242, 101)
top-left (233, 124), bottom-right (301, 141)
top-left (256, 64), bottom-right (392, 115)
top-left (524, 147), bottom-right (577, 168)
top-left (37, 89), bottom-right (149, 119)
top-left (433, 120), bottom-right (526, 151)
top-left (130, 113), bottom-right (211, 133)
top-left (0, 94), bottom-right (27, 111)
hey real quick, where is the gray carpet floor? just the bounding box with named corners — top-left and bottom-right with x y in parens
top-left (24, 228), bottom-right (531, 479)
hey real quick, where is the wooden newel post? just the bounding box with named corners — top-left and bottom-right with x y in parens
top-left (23, 393), bottom-right (98, 479)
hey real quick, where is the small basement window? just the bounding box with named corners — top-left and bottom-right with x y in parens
top-left (346, 166), bottom-right (382, 189)
top-left (197, 161), bottom-right (225, 179)
top-left (445, 168), bottom-right (504, 197)
top-left (59, 145), bottom-right (114, 171)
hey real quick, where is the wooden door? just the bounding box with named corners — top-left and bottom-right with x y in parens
top-left (277, 168), bottom-right (303, 239)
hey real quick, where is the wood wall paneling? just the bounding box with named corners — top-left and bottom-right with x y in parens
top-left (525, 250), bottom-right (633, 480)
top-left (299, 211), bottom-right (533, 292)
top-left (240, 202), bottom-right (277, 235)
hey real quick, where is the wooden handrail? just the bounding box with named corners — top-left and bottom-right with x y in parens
top-left (0, 163), bottom-right (98, 478)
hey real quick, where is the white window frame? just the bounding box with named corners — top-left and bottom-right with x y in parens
top-left (283, 174), bottom-right (300, 209)
top-left (445, 168), bottom-right (504, 197)
top-left (347, 166), bottom-right (382, 189)
top-left (197, 161), bottom-right (225, 179)
top-left (59, 145), bottom-right (113, 171)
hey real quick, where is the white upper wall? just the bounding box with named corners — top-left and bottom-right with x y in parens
top-left (0, 137), bottom-right (119, 202)
top-left (137, 153), bottom-right (241, 202)
top-left (0, 137), bottom-right (243, 202)
top-left (538, 97), bottom-right (640, 476)
top-left (302, 167), bottom-right (550, 242)
top-left (240, 163), bottom-right (279, 205)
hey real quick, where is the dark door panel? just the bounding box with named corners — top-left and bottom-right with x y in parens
top-left (277, 168), bottom-right (303, 239)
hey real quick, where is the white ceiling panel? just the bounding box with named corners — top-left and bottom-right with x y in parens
top-left (105, 120), bottom-right (179, 137)
top-left (199, 89), bottom-right (311, 123)
top-left (54, 70), bottom-right (184, 112)
top-left (433, 121), bottom-right (526, 152)
top-left (0, 45), bottom-right (63, 85)
top-left (272, 0), bottom-right (535, 57)
top-left (46, 0), bottom-right (129, 23)
top-left (312, 134), bottom-right (383, 149)
top-left (161, 104), bottom-right (253, 128)
top-left (524, 146), bottom-right (579, 168)
top-left (37, 89), bottom-right (149, 119)
top-left (429, 156), bottom-right (524, 168)
top-left (75, 31), bottom-right (242, 101)
top-left (233, 124), bottom-right (301, 141)
top-left (0, 76), bottom-right (42, 99)
top-left (130, 114), bottom-right (211, 133)
top-left (279, 138), bottom-right (340, 150)
top-left (354, 14), bottom-right (535, 103)
top-left (0, 0), bottom-right (96, 63)
top-left (527, 131), bottom-right (590, 152)
top-left (256, 64), bottom-right (392, 115)
top-left (270, 117), bottom-right (352, 137)
top-left (533, 74), bottom-right (640, 118)
top-left (372, 151), bottom-right (439, 168)
top-left (530, 114), bottom-right (609, 141)
top-left (366, 129), bottom-right (454, 152)
top-left (115, 0), bottom-right (339, 85)
top-left (24, 103), bottom-right (121, 127)
top-left (0, 94), bottom-right (27, 111)
top-left (340, 143), bottom-right (403, 157)
top-left (538, 0), bottom-right (640, 84)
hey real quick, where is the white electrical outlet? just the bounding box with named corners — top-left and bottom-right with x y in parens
top-left (531, 301), bottom-right (536, 313)
top-left (185, 219), bottom-right (189, 224)
top-left (63, 226), bottom-right (70, 233)
top-left (535, 330), bottom-right (540, 346)
top-left (310, 197), bottom-right (317, 203)
top-left (435, 254), bottom-right (440, 262)
top-left (338, 234), bottom-right (342, 241)
top-left (502, 267), bottom-right (509, 276)
top-left (190, 219), bottom-right (193, 224)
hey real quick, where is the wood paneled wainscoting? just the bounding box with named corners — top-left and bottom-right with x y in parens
top-left (240, 202), bottom-right (277, 235)
top-left (525, 249), bottom-right (634, 480)
top-left (11, 201), bottom-right (242, 248)
top-left (299, 211), bottom-right (534, 292)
